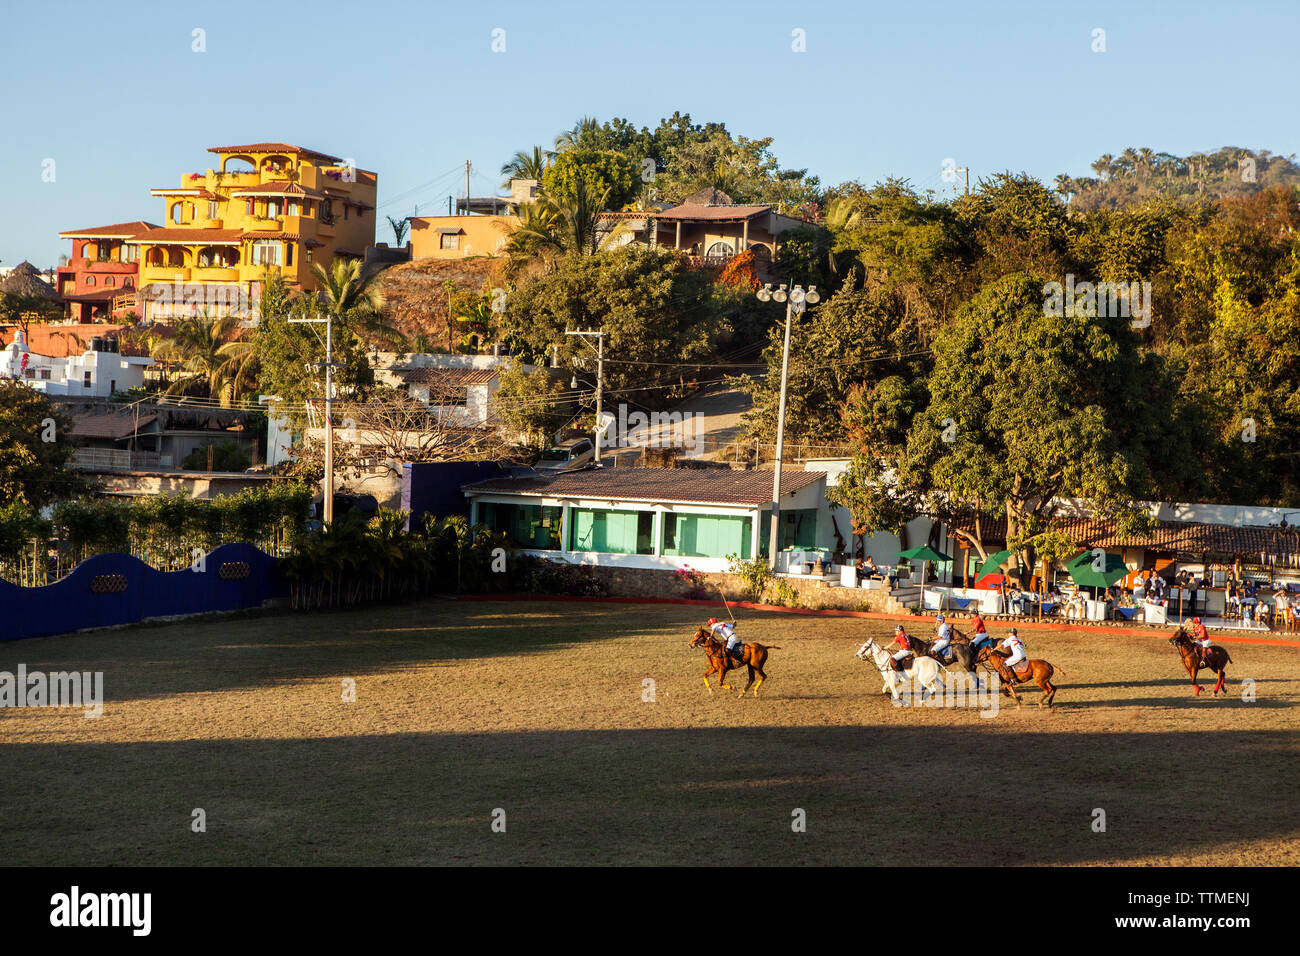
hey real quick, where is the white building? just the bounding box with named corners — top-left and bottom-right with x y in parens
top-left (1, 330), bottom-right (153, 397)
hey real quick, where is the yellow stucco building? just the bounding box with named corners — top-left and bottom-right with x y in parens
top-left (105, 143), bottom-right (377, 320)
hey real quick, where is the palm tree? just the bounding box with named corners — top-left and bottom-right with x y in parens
top-left (1119, 148), bottom-right (1140, 177)
top-left (1091, 154), bottom-right (1114, 182)
top-left (499, 146), bottom-right (551, 186)
top-left (1137, 147), bottom-right (1156, 178)
top-left (554, 117), bottom-right (600, 153)
top-left (310, 259), bottom-right (403, 348)
top-left (1053, 174), bottom-right (1074, 199)
top-left (151, 314), bottom-right (247, 404)
top-left (505, 179), bottom-right (628, 265)
top-left (387, 216), bottom-right (409, 246)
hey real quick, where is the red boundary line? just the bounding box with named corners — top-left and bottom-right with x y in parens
top-left (459, 593), bottom-right (1300, 647)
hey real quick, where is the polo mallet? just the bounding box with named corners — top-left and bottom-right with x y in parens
top-left (717, 586), bottom-right (736, 623)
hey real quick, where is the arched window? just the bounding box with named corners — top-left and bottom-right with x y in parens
top-left (171, 202), bottom-right (184, 223)
top-left (104, 277), bottom-right (114, 287)
top-left (704, 241), bottom-right (735, 259)
top-left (85, 275), bottom-right (95, 286)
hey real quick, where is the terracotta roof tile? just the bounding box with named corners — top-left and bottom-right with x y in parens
top-left (464, 466), bottom-right (824, 506)
top-left (655, 203), bottom-right (771, 222)
top-left (952, 514), bottom-right (1300, 565)
top-left (60, 221), bottom-right (160, 239)
top-left (402, 367), bottom-right (498, 386)
top-left (70, 412), bottom-right (157, 441)
top-left (208, 143), bottom-right (342, 162)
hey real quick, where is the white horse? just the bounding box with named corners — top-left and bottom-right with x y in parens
top-left (856, 637), bottom-right (946, 704)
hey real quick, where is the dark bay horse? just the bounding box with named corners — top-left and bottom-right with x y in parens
top-left (976, 645), bottom-right (1063, 707)
top-left (899, 631), bottom-right (982, 682)
top-left (1169, 626), bottom-right (1233, 696)
top-left (688, 625), bottom-right (780, 697)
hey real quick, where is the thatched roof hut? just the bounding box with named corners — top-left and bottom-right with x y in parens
top-left (0, 261), bottom-right (59, 301)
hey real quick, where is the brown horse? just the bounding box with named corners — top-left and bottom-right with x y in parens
top-left (1169, 626), bottom-right (1233, 696)
top-left (688, 625), bottom-right (779, 697)
top-left (976, 645), bottom-right (1063, 707)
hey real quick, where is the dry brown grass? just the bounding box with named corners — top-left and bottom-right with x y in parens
top-left (1, 601), bottom-right (1297, 866)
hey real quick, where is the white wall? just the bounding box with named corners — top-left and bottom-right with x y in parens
top-left (1, 340), bottom-right (152, 398)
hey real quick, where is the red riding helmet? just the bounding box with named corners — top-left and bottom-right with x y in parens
top-left (708, 618), bottom-right (718, 626)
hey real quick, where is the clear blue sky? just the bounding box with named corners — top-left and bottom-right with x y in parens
top-left (2, 0), bottom-right (1297, 268)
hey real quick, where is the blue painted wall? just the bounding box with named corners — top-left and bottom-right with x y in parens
top-left (401, 461), bottom-right (506, 530)
top-left (0, 543), bottom-right (286, 642)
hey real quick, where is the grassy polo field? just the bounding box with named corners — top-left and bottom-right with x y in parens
top-left (2, 599), bottom-right (1297, 866)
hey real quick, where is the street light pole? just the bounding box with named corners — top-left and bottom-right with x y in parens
top-left (756, 281), bottom-right (819, 570)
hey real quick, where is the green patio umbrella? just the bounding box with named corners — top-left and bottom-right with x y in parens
top-left (1065, 550), bottom-right (1128, 591)
top-left (976, 549), bottom-right (1013, 581)
top-left (897, 545), bottom-right (953, 591)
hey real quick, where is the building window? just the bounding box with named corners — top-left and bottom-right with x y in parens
top-left (208, 201), bottom-right (220, 219)
top-left (124, 279), bottom-right (133, 289)
top-left (662, 513), bottom-right (753, 560)
top-left (85, 275), bottom-right (95, 286)
top-left (104, 277), bottom-right (114, 287)
top-left (440, 233), bottom-right (459, 250)
top-left (704, 241), bottom-right (735, 259)
top-left (568, 508), bottom-right (656, 555)
top-left (479, 503), bottom-right (563, 550)
top-left (171, 202), bottom-right (183, 223)
top-left (252, 240), bottom-right (282, 266)
top-left (246, 200), bottom-right (255, 216)
top-left (122, 244), bottom-right (138, 262)
top-left (39, 369), bottom-right (51, 380)
top-left (758, 509), bottom-right (818, 555)
top-left (24, 368), bottom-right (34, 379)
top-left (83, 371), bottom-right (92, 388)
top-left (285, 244), bottom-right (294, 267)
top-left (267, 199), bottom-right (282, 218)
top-left (288, 201), bottom-right (300, 217)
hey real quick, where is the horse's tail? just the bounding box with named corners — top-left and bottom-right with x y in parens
top-left (1052, 663), bottom-right (1066, 678)
top-left (763, 645), bottom-right (782, 650)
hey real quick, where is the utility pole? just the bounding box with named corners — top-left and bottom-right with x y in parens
top-left (289, 312), bottom-right (336, 525)
top-left (464, 160), bottom-right (471, 214)
top-left (566, 328), bottom-right (607, 463)
top-left (956, 166), bottom-right (970, 196)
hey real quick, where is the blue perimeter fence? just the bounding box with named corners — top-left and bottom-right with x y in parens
top-left (0, 543), bottom-right (286, 642)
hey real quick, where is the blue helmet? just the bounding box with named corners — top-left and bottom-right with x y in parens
top-left (936, 614), bottom-right (945, 623)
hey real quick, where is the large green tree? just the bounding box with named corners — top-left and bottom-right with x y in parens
top-left (833, 274), bottom-right (1198, 584)
top-left (500, 247), bottom-right (733, 405)
top-left (0, 379), bottom-right (84, 505)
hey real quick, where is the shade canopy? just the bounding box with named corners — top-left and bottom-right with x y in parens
top-left (1065, 550), bottom-right (1128, 588)
top-left (897, 545), bottom-right (951, 563)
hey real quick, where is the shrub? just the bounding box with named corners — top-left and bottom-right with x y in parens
top-left (672, 564), bottom-right (710, 600)
top-left (727, 554), bottom-right (772, 601)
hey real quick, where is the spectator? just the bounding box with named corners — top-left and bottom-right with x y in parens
top-left (864, 555), bottom-right (882, 579)
top-left (1006, 583), bottom-right (1024, 615)
top-left (1255, 600), bottom-right (1268, 629)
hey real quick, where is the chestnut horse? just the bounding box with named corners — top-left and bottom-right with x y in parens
top-left (688, 626), bottom-right (779, 697)
top-left (976, 645), bottom-right (1063, 707)
top-left (1169, 626), bottom-right (1233, 696)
